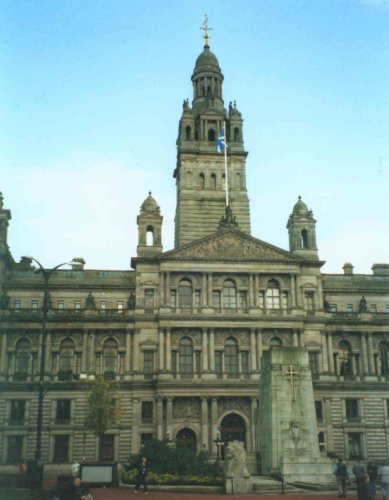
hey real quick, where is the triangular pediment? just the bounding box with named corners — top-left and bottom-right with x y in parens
top-left (160, 229), bottom-right (303, 263)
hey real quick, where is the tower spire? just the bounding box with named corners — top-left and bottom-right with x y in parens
top-left (200, 14), bottom-right (212, 48)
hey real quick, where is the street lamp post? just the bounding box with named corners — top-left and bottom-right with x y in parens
top-left (23, 256), bottom-right (81, 481)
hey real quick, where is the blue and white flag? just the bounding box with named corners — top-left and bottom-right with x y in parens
top-left (216, 128), bottom-right (226, 153)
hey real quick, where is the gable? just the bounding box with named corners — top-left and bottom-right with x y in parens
top-left (160, 229), bottom-right (303, 263)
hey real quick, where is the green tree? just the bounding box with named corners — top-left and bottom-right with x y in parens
top-left (84, 376), bottom-right (120, 461)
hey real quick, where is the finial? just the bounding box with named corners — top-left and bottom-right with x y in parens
top-left (148, 191), bottom-right (152, 196)
top-left (298, 195), bottom-right (302, 201)
top-left (201, 14), bottom-right (212, 48)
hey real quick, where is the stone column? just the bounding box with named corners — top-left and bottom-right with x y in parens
top-left (250, 397), bottom-right (257, 453)
top-left (299, 329), bottom-right (305, 347)
top-left (166, 328), bottom-right (171, 372)
top-left (133, 330), bottom-right (140, 371)
top-left (290, 275), bottom-right (296, 307)
top-left (44, 332), bottom-right (52, 378)
top-left (295, 275), bottom-right (300, 307)
top-left (321, 332), bottom-right (329, 372)
top-left (209, 329), bottom-right (215, 371)
top-left (249, 274), bottom-right (254, 308)
top-left (327, 334), bottom-right (334, 373)
top-left (292, 330), bottom-right (299, 347)
top-left (202, 273), bottom-right (207, 306)
top-left (256, 329), bottom-right (263, 371)
top-left (88, 331), bottom-right (95, 375)
top-left (211, 398), bottom-right (218, 455)
top-left (201, 398), bottom-right (208, 451)
top-left (253, 274), bottom-right (259, 307)
top-left (156, 398), bottom-right (163, 440)
top-left (0, 333), bottom-right (7, 378)
top-left (207, 273), bottom-right (213, 307)
top-left (166, 398), bottom-right (173, 437)
top-left (250, 329), bottom-right (256, 372)
top-left (367, 333), bottom-right (375, 374)
top-left (202, 328), bottom-right (208, 372)
top-left (159, 272), bottom-right (164, 305)
top-left (361, 333), bottom-right (369, 375)
top-left (159, 329), bottom-right (165, 371)
top-left (131, 399), bottom-right (140, 454)
top-left (81, 330), bottom-right (88, 374)
top-left (165, 272), bottom-right (170, 305)
top-left (125, 329), bottom-right (132, 373)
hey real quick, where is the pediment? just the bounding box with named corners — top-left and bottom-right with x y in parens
top-left (161, 229), bottom-right (303, 263)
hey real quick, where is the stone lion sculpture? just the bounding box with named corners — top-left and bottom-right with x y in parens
top-left (225, 440), bottom-right (250, 479)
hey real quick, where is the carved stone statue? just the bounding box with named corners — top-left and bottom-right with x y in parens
top-left (359, 295), bottom-right (367, 313)
top-left (224, 440), bottom-right (252, 494)
top-left (0, 291), bottom-right (9, 309)
top-left (323, 297), bottom-right (331, 312)
top-left (127, 291), bottom-right (135, 309)
top-left (85, 292), bottom-right (96, 310)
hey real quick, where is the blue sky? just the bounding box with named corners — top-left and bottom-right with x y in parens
top-left (1, 0), bottom-right (388, 273)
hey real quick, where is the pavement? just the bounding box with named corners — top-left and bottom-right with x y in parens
top-left (82, 488), bottom-right (360, 500)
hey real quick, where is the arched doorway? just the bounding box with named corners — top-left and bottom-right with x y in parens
top-left (176, 428), bottom-right (197, 450)
top-left (220, 413), bottom-right (246, 460)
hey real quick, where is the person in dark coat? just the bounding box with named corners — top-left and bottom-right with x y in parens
top-left (134, 456), bottom-right (148, 494)
top-left (334, 458), bottom-right (349, 498)
top-left (55, 477), bottom-right (88, 500)
top-left (367, 462), bottom-right (378, 499)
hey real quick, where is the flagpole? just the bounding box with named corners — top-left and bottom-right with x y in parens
top-left (223, 121), bottom-right (229, 207)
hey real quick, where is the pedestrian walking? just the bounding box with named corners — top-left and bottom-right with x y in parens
top-left (334, 458), bottom-right (349, 498)
top-left (367, 462), bottom-right (378, 499)
top-left (353, 459), bottom-right (370, 500)
top-left (134, 456), bottom-right (148, 495)
top-left (379, 463), bottom-right (389, 500)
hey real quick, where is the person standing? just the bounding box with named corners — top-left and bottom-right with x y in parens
top-left (353, 459), bottom-right (368, 499)
top-left (335, 458), bottom-right (349, 498)
top-left (379, 463), bottom-right (389, 500)
top-left (367, 462), bottom-right (378, 499)
top-left (134, 456), bottom-right (148, 495)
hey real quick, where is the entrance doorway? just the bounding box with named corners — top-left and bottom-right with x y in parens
top-left (176, 428), bottom-right (197, 450)
top-left (221, 413), bottom-right (246, 446)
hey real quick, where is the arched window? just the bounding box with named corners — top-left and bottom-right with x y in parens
top-left (266, 280), bottom-right (280, 309)
top-left (270, 337), bottom-right (283, 347)
top-left (59, 338), bottom-right (75, 379)
top-left (178, 279), bottom-right (192, 309)
top-left (199, 173), bottom-right (205, 189)
top-left (208, 129), bottom-right (216, 142)
top-left (185, 125), bottom-right (191, 140)
top-left (234, 127), bottom-right (240, 141)
top-left (176, 428), bottom-right (197, 450)
top-left (379, 341), bottom-right (389, 376)
top-left (338, 340), bottom-right (352, 375)
top-left (210, 173), bottom-right (216, 190)
top-left (225, 337), bottom-right (238, 377)
top-left (301, 229), bottom-right (308, 248)
top-left (179, 337), bottom-right (193, 377)
top-left (103, 338), bottom-right (118, 379)
top-left (146, 225), bottom-right (154, 246)
top-left (15, 339), bottom-right (31, 379)
top-left (223, 280), bottom-right (237, 308)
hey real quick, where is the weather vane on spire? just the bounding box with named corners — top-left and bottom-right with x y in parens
top-left (201, 14), bottom-right (212, 47)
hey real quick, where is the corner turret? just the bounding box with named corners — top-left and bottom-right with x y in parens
top-left (286, 196), bottom-right (319, 261)
top-left (136, 192), bottom-right (163, 257)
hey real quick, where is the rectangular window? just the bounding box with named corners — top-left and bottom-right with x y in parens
top-left (14, 299), bottom-right (21, 311)
top-left (141, 401), bottom-right (153, 423)
top-left (170, 290), bottom-right (177, 308)
top-left (143, 351), bottom-right (154, 378)
top-left (10, 400), bottom-right (25, 422)
top-left (101, 434), bottom-right (114, 461)
top-left (100, 301), bottom-right (107, 313)
top-left (318, 431), bottom-right (326, 452)
top-left (57, 301), bottom-right (64, 311)
top-left (7, 436), bottom-right (23, 464)
top-left (258, 292), bottom-right (265, 308)
top-left (315, 401), bottom-right (323, 422)
top-left (195, 351), bottom-right (201, 374)
top-left (215, 351), bottom-right (222, 378)
top-left (239, 291), bottom-right (248, 309)
top-left (346, 304), bottom-right (353, 313)
top-left (308, 352), bottom-right (319, 375)
top-left (370, 304), bottom-right (377, 313)
top-left (74, 300), bottom-right (81, 312)
top-left (304, 292), bottom-right (314, 311)
top-left (346, 399), bottom-right (360, 422)
top-left (212, 291), bottom-right (221, 309)
top-left (241, 351), bottom-right (249, 375)
top-left (31, 300), bottom-right (38, 312)
top-left (347, 432), bottom-right (362, 460)
top-left (144, 289), bottom-right (154, 309)
top-left (172, 351), bottom-right (177, 376)
top-left (386, 400), bottom-right (389, 419)
top-left (53, 435), bottom-right (69, 463)
top-left (141, 433), bottom-right (153, 446)
top-left (330, 304), bottom-right (337, 312)
top-left (266, 289), bottom-right (280, 309)
top-left (117, 302), bottom-right (123, 314)
top-left (386, 305), bottom-right (389, 314)
top-left (282, 292), bottom-right (289, 310)
top-left (194, 290), bottom-right (201, 308)
top-left (56, 400), bottom-right (71, 422)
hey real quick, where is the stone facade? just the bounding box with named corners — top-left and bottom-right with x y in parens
top-left (0, 41), bottom-right (388, 480)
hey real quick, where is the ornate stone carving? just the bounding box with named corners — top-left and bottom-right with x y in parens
top-left (173, 398), bottom-right (200, 418)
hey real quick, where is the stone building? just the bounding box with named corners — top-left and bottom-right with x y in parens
top-left (0, 39), bottom-right (389, 478)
